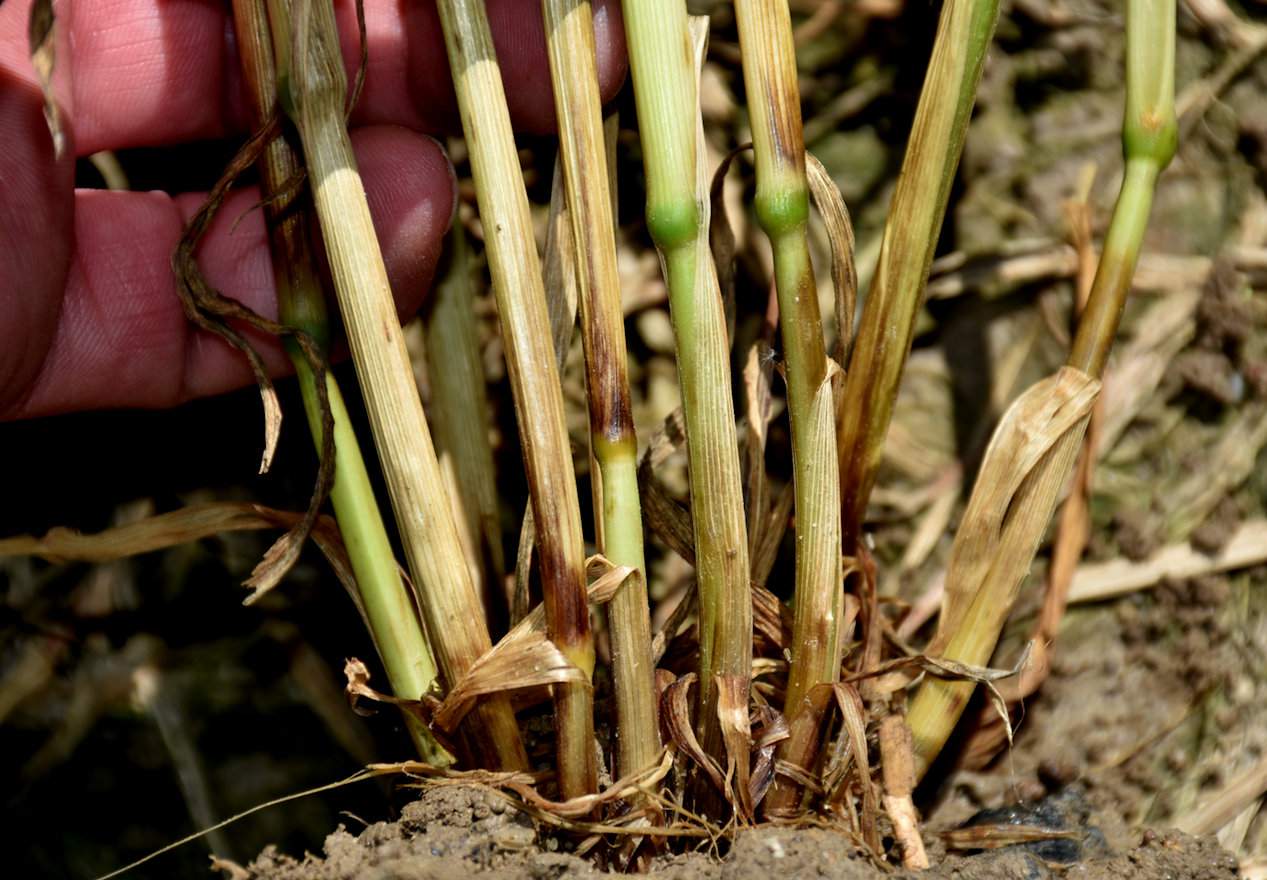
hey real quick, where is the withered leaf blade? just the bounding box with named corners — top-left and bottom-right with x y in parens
top-left (751, 584), bottom-right (792, 651)
top-left (715, 674), bottom-right (753, 820)
top-left (431, 560), bottom-right (632, 732)
top-left (27, 0), bottom-right (64, 158)
top-left (708, 143), bottom-right (754, 338)
top-left (942, 824), bottom-right (1082, 852)
top-left (826, 682), bottom-right (880, 854)
top-left (932, 368), bottom-right (1100, 652)
top-left (747, 699), bottom-right (788, 810)
top-left (169, 113), bottom-right (338, 603)
top-left (806, 152), bottom-right (857, 358)
top-left (660, 674), bottom-right (727, 796)
top-left (504, 748), bottom-right (674, 820)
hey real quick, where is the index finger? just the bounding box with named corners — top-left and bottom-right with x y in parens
top-left (69, 0), bottom-right (627, 155)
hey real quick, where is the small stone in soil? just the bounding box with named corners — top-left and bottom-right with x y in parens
top-left (954, 786), bottom-right (1108, 865)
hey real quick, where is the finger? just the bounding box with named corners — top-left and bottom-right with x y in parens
top-left (69, 0), bottom-right (628, 155)
top-left (4, 125), bottom-right (454, 419)
top-left (0, 0), bottom-right (75, 416)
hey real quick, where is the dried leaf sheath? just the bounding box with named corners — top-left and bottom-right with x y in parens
top-left (231, 0), bottom-right (446, 762)
top-left (433, 0), bottom-right (597, 798)
top-left (732, 0), bottom-right (844, 814)
top-left (542, 0), bottom-right (661, 781)
top-left (907, 369), bottom-right (1098, 776)
top-left (264, 0), bottom-right (526, 770)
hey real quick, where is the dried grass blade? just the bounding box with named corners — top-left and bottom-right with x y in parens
top-left (27, 0), bottom-right (64, 158)
top-left (805, 153), bottom-right (857, 357)
top-left (715, 674), bottom-right (754, 820)
top-left (836, 0), bottom-right (1000, 558)
top-left (828, 683), bottom-right (879, 853)
top-left (425, 228), bottom-right (506, 595)
top-left (908, 368), bottom-right (1099, 777)
top-left (660, 674), bottom-right (727, 796)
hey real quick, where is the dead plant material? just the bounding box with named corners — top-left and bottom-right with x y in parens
top-left (879, 714), bottom-right (929, 870)
top-left (957, 178), bottom-right (1105, 768)
top-left (0, 502), bottom-right (354, 599)
top-left (27, 0), bottom-right (63, 158)
top-left (1068, 518), bottom-right (1267, 603)
top-left (907, 367), bottom-right (1098, 777)
top-left (171, 116), bottom-right (335, 604)
top-left (941, 824), bottom-right (1083, 852)
top-left (1177, 752), bottom-right (1267, 836)
top-left (805, 152), bottom-right (858, 358)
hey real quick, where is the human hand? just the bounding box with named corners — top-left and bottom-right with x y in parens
top-left (0, 0), bottom-right (625, 419)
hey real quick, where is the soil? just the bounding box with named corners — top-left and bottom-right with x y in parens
top-left (232, 786), bottom-right (1237, 879)
top-left (229, 569), bottom-right (1266, 879)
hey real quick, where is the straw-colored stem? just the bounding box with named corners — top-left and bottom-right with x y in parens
top-left (265, 0), bottom-right (526, 771)
top-left (231, 0), bottom-right (447, 763)
top-left (543, 0), bottom-right (660, 781)
top-left (837, 0), bottom-right (999, 555)
top-left (622, 4), bottom-right (752, 769)
top-left (424, 228), bottom-right (507, 603)
top-left (434, 0), bottom-right (596, 798)
top-left (732, 0), bottom-right (843, 814)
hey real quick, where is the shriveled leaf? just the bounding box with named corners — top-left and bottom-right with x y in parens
top-left (709, 143), bottom-right (754, 339)
top-left (432, 558), bottom-right (632, 731)
top-left (748, 698), bottom-right (788, 810)
top-left (434, 634), bottom-right (583, 733)
top-left (637, 457), bottom-right (696, 564)
top-left (343, 659), bottom-right (460, 757)
top-left (806, 152), bottom-right (857, 357)
top-left (660, 674), bottom-right (727, 796)
top-left (542, 155), bottom-right (581, 370)
top-left (932, 367), bottom-right (1100, 652)
top-left (513, 502), bottom-right (534, 626)
top-left (826, 683), bottom-right (879, 853)
top-left (0, 503), bottom-right (353, 598)
top-left (942, 824), bottom-right (1083, 852)
top-left (504, 748), bottom-right (674, 820)
top-left (750, 482), bottom-right (793, 587)
top-left (344, 657), bottom-right (396, 718)
top-left (751, 584), bottom-right (792, 652)
top-left (171, 114), bottom-right (337, 601)
top-left (27, 0), bottom-right (64, 158)
top-left (715, 674), bottom-right (753, 819)
top-left (740, 295), bottom-right (778, 561)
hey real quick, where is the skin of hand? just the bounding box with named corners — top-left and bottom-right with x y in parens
top-left (0, 0), bottom-right (626, 420)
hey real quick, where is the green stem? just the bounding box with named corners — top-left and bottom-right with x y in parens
top-left (1066, 160), bottom-right (1160, 377)
top-left (622, 3), bottom-right (752, 773)
top-left (230, 0), bottom-right (447, 763)
top-left (732, 0), bottom-right (843, 815)
top-left (265, 0), bottom-right (527, 771)
top-left (907, 0), bottom-right (1176, 780)
top-left (292, 360), bottom-right (448, 762)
